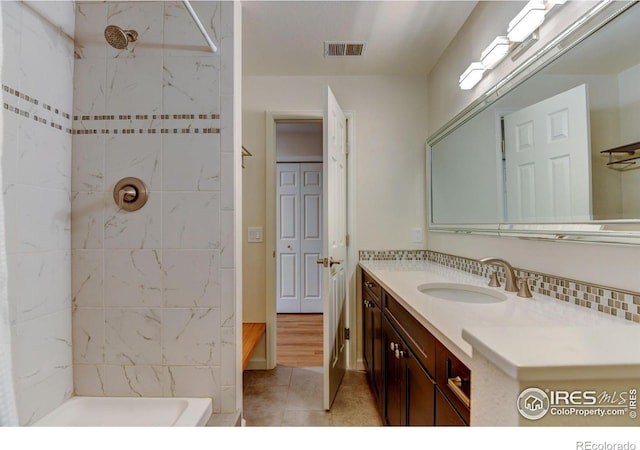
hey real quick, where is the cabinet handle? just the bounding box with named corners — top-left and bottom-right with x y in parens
top-left (395, 348), bottom-right (406, 360)
top-left (364, 281), bottom-right (376, 289)
top-left (447, 376), bottom-right (471, 409)
top-left (389, 342), bottom-right (398, 352)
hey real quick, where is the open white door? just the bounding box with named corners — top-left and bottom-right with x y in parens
top-left (504, 84), bottom-right (592, 222)
top-left (321, 86), bottom-right (347, 409)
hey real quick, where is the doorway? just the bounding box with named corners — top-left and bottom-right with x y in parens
top-left (274, 120), bottom-right (324, 367)
top-left (265, 103), bottom-right (357, 409)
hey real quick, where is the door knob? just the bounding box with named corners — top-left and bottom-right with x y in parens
top-left (329, 257), bottom-right (342, 267)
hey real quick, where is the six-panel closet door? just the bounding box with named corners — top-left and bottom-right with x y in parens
top-left (276, 163), bottom-right (323, 313)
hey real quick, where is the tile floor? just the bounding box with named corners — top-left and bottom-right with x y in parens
top-left (242, 366), bottom-right (384, 426)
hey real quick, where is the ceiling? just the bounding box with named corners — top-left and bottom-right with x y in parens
top-left (242, 1), bottom-right (478, 76)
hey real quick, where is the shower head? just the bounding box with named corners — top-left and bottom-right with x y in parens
top-left (104, 25), bottom-right (138, 50)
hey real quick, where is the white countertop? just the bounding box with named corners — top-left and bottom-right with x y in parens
top-left (359, 260), bottom-right (640, 381)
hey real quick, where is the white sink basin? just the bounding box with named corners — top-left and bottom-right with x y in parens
top-left (417, 282), bottom-right (507, 304)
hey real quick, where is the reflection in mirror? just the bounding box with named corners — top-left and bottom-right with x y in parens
top-left (430, 2), bottom-right (640, 227)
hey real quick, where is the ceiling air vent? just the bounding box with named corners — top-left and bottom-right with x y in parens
top-left (324, 41), bottom-right (366, 57)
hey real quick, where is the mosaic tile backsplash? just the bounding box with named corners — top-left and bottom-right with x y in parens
top-left (359, 250), bottom-right (640, 323)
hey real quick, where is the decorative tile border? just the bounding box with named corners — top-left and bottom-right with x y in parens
top-left (2, 83), bottom-right (220, 135)
top-left (3, 84), bottom-right (73, 134)
top-left (359, 250), bottom-right (640, 323)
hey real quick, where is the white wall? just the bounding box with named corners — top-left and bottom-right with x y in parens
top-left (426, 2), bottom-right (640, 292)
top-left (72, 1), bottom-right (239, 417)
top-left (276, 125), bottom-right (322, 162)
top-left (242, 75), bottom-right (429, 360)
top-left (1, 0), bottom-right (75, 424)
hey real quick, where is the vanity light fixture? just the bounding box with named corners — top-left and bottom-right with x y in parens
top-left (459, 62), bottom-right (485, 90)
top-left (507, 0), bottom-right (547, 43)
top-left (480, 36), bottom-right (511, 70)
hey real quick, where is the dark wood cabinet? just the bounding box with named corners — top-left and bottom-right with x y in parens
top-left (361, 268), bottom-right (470, 427)
top-left (362, 277), bottom-right (383, 411)
top-left (435, 388), bottom-right (467, 426)
top-left (382, 315), bottom-right (435, 426)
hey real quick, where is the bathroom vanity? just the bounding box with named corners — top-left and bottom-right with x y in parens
top-left (360, 258), bottom-right (640, 426)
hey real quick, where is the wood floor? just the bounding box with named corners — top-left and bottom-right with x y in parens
top-left (276, 313), bottom-right (323, 367)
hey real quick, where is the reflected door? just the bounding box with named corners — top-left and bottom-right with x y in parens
top-left (504, 84), bottom-right (592, 222)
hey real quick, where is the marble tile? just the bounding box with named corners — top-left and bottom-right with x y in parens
top-left (13, 308), bottom-right (72, 388)
top-left (162, 308), bottom-right (220, 365)
top-left (1, 102), bottom-right (18, 189)
top-left (219, 210), bottom-right (234, 268)
top-left (162, 133), bottom-right (220, 191)
top-left (104, 190), bottom-right (161, 249)
top-left (16, 186), bottom-right (70, 252)
top-left (3, 184), bottom-right (19, 255)
top-left (163, 1), bottom-right (220, 57)
top-left (220, 37), bottom-right (233, 97)
top-left (162, 56), bottom-right (220, 114)
top-left (74, 2), bottom-right (107, 60)
top-left (162, 250), bottom-right (220, 307)
top-left (72, 307), bottom-right (105, 364)
top-left (0, 1), bottom-right (22, 89)
top-left (104, 365), bottom-right (165, 397)
top-left (220, 326), bottom-right (235, 386)
top-left (73, 364), bottom-right (107, 396)
top-left (220, 94), bottom-right (233, 154)
top-left (71, 192), bottom-right (104, 249)
top-left (220, 268), bottom-right (235, 328)
top-left (220, 152), bottom-right (234, 211)
top-left (162, 192), bottom-right (219, 249)
top-left (72, 251), bottom-right (103, 308)
top-left (16, 365), bottom-right (73, 426)
top-left (72, 135), bottom-right (105, 192)
top-left (12, 251), bottom-right (71, 322)
top-left (220, 0), bottom-right (234, 40)
top-left (104, 308), bottom-right (162, 365)
top-left (219, 385), bottom-right (236, 413)
top-left (164, 365), bottom-right (220, 399)
top-left (106, 1), bottom-right (164, 60)
top-left (16, 117), bottom-right (71, 191)
top-left (105, 52), bottom-right (163, 117)
top-left (73, 58), bottom-right (107, 123)
top-left (105, 134), bottom-right (162, 191)
top-left (104, 250), bottom-right (162, 307)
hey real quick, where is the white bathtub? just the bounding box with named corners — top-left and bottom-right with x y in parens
top-left (34, 396), bottom-right (212, 427)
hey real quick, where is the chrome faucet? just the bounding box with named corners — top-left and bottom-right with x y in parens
top-left (478, 257), bottom-right (518, 293)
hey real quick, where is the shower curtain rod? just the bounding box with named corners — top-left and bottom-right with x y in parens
top-left (182, 0), bottom-right (219, 53)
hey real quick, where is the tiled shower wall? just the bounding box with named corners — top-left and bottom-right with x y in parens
top-left (1, 1), bottom-right (75, 424)
top-left (71, 2), bottom-right (237, 415)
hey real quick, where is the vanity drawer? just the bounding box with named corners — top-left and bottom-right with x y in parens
top-left (435, 340), bottom-right (471, 424)
top-left (384, 292), bottom-right (436, 377)
top-left (363, 271), bottom-right (382, 305)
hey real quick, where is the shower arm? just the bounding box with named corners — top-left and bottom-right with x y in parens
top-left (182, 0), bottom-right (218, 53)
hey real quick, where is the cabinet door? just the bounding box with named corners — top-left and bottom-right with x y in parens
top-left (383, 317), bottom-right (404, 426)
top-left (363, 293), bottom-right (383, 405)
top-left (435, 388), bottom-right (467, 426)
top-left (372, 301), bottom-right (384, 412)
top-left (363, 292), bottom-right (374, 374)
top-left (405, 350), bottom-right (435, 426)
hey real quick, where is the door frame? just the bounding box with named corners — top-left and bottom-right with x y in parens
top-left (265, 110), bottom-right (357, 370)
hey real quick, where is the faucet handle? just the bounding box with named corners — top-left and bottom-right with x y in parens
top-left (516, 276), bottom-right (537, 299)
top-left (488, 271), bottom-right (501, 288)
